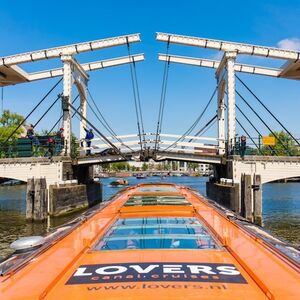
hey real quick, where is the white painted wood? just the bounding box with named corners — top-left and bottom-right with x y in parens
top-left (0, 34), bottom-right (141, 66)
top-left (27, 55), bottom-right (144, 81)
top-left (159, 54), bottom-right (282, 77)
top-left (157, 33), bottom-right (300, 60)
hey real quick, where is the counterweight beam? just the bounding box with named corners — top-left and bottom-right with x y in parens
top-left (0, 34), bottom-right (141, 66)
top-left (159, 54), bottom-right (282, 77)
top-left (157, 32), bottom-right (300, 61)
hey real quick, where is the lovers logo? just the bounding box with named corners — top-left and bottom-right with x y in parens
top-left (66, 263), bottom-right (247, 285)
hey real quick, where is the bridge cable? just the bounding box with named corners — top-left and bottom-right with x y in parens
top-left (33, 93), bottom-right (62, 128)
top-left (132, 58), bottom-right (146, 147)
top-left (154, 39), bottom-right (171, 152)
top-left (86, 89), bottom-right (136, 152)
top-left (235, 102), bottom-right (278, 155)
top-left (196, 117), bottom-right (218, 140)
top-left (66, 104), bottom-right (121, 152)
top-left (162, 86), bottom-right (217, 152)
top-left (236, 75), bottom-right (300, 146)
top-left (86, 90), bottom-right (135, 152)
top-left (68, 103), bottom-right (126, 157)
top-left (223, 101), bottom-right (262, 154)
top-left (188, 115), bottom-right (218, 143)
top-left (87, 89), bottom-right (119, 138)
top-left (3, 78), bottom-right (62, 143)
top-left (235, 118), bottom-right (263, 154)
top-left (49, 94), bottom-right (80, 133)
top-left (224, 90), bottom-right (278, 155)
top-left (236, 89), bottom-right (292, 155)
top-left (126, 38), bottom-right (145, 152)
top-left (67, 102), bottom-right (125, 158)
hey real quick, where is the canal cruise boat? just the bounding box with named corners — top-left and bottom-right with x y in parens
top-left (0, 183), bottom-right (299, 299)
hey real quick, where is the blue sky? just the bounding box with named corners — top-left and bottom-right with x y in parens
top-left (1, 0), bottom-right (300, 144)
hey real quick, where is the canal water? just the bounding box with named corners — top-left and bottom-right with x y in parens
top-left (0, 177), bottom-right (299, 257)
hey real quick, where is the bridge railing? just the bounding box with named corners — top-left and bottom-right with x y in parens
top-left (90, 133), bottom-right (219, 156)
top-left (0, 137), bottom-right (64, 158)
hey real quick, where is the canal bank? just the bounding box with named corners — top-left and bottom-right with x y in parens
top-left (0, 177), bottom-right (299, 257)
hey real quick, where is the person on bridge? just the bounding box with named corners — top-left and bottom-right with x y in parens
top-left (56, 127), bottom-right (64, 139)
top-left (240, 135), bottom-right (247, 158)
top-left (56, 128), bottom-right (64, 154)
top-left (84, 128), bottom-right (94, 155)
top-left (32, 136), bottom-right (40, 156)
top-left (26, 124), bottom-right (34, 141)
top-left (47, 136), bottom-right (55, 158)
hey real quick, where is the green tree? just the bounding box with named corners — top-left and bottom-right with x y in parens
top-left (260, 131), bottom-right (299, 156)
top-left (0, 110), bottom-right (25, 142)
top-left (156, 163), bottom-right (163, 171)
top-left (130, 165), bottom-right (137, 172)
top-left (101, 163), bottom-right (110, 172)
top-left (142, 163), bottom-right (148, 171)
top-left (187, 162), bottom-right (199, 171)
top-left (71, 133), bottom-right (79, 158)
top-left (110, 162), bottom-right (130, 171)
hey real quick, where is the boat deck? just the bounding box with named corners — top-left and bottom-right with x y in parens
top-left (0, 183), bottom-right (299, 299)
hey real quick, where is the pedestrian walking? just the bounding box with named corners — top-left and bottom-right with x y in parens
top-left (84, 128), bottom-right (94, 155)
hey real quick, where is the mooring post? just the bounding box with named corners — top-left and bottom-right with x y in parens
top-left (241, 174), bottom-right (253, 222)
top-left (253, 174), bottom-right (262, 225)
top-left (33, 178), bottom-right (48, 221)
top-left (26, 177), bottom-right (48, 221)
top-left (26, 178), bottom-right (35, 220)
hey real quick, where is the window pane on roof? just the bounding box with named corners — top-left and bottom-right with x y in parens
top-left (135, 186), bottom-right (178, 193)
top-left (94, 217), bottom-right (219, 251)
top-left (124, 195), bottom-right (191, 207)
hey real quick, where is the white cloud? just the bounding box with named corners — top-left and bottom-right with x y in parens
top-left (277, 38), bottom-right (300, 51)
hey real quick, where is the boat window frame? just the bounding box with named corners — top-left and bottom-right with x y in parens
top-left (93, 216), bottom-right (221, 251)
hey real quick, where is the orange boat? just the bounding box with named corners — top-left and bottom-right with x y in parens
top-left (0, 183), bottom-right (299, 299)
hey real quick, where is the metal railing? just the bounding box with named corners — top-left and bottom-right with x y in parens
top-left (0, 137), bottom-right (65, 158)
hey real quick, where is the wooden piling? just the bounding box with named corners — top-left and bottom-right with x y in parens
top-left (26, 178), bottom-right (35, 220)
top-left (253, 174), bottom-right (262, 226)
top-left (241, 174), bottom-right (253, 222)
top-left (26, 177), bottom-right (48, 221)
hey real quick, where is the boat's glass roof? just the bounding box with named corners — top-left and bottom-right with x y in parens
top-left (94, 217), bottom-right (219, 251)
top-left (135, 186), bottom-right (179, 193)
top-left (124, 195), bottom-right (191, 207)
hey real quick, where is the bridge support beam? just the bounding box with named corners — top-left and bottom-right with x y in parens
top-left (226, 52), bottom-right (237, 153)
top-left (217, 79), bottom-right (226, 155)
top-left (61, 55), bottom-right (89, 156)
top-left (61, 55), bottom-right (73, 156)
top-left (216, 51), bottom-right (237, 155)
top-left (79, 86), bottom-right (87, 142)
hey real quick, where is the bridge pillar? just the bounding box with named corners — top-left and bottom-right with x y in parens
top-left (79, 85), bottom-right (87, 142)
top-left (215, 51), bottom-right (237, 155)
top-left (208, 162), bottom-right (263, 225)
top-left (61, 55), bottom-right (73, 156)
top-left (226, 51), bottom-right (237, 153)
top-left (217, 79), bottom-right (226, 155)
